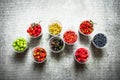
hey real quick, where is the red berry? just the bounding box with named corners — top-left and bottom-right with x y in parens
top-left (38, 58), bottom-right (41, 62)
top-left (27, 29), bottom-right (30, 33)
top-left (37, 29), bottom-right (41, 32)
top-left (37, 25), bottom-right (41, 28)
top-left (34, 27), bottom-right (38, 31)
top-left (32, 30), bottom-right (36, 34)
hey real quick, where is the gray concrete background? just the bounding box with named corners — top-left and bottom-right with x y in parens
top-left (0, 0), bottom-right (120, 80)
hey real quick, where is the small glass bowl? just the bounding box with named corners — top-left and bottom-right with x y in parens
top-left (63, 30), bottom-right (78, 45)
top-left (27, 23), bottom-right (42, 38)
top-left (92, 33), bottom-right (107, 49)
top-left (48, 20), bottom-right (62, 36)
top-left (79, 20), bottom-right (94, 36)
top-left (74, 47), bottom-right (89, 64)
top-left (32, 46), bottom-right (47, 63)
top-left (49, 36), bottom-right (65, 53)
top-left (12, 38), bottom-right (29, 53)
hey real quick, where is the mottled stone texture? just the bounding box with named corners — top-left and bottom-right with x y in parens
top-left (0, 0), bottom-right (120, 80)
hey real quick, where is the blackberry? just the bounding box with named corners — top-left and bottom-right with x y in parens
top-left (49, 37), bottom-right (65, 53)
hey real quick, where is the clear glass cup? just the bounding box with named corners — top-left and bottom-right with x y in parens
top-left (92, 33), bottom-right (107, 49)
top-left (74, 47), bottom-right (89, 64)
top-left (27, 23), bottom-right (42, 38)
top-left (12, 38), bottom-right (29, 53)
top-left (48, 20), bottom-right (62, 36)
top-left (32, 46), bottom-right (47, 63)
top-left (49, 36), bottom-right (65, 53)
top-left (63, 30), bottom-right (78, 45)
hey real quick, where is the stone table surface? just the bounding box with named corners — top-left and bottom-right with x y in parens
top-left (0, 0), bottom-right (120, 80)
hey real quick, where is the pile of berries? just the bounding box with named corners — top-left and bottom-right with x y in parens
top-left (12, 37), bottom-right (27, 52)
top-left (27, 23), bottom-right (42, 38)
top-left (92, 33), bottom-right (107, 48)
top-left (33, 47), bottom-right (47, 63)
top-left (80, 20), bottom-right (94, 35)
top-left (75, 48), bottom-right (89, 63)
top-left (63, 30), bottom-right (78, 45)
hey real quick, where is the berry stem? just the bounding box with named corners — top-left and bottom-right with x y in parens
top-left (90, 20), bottom-right (97, 25)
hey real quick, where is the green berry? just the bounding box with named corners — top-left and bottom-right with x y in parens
top-left (18, 48), bottom-right (21, 51)
top-left (16, 39), bottom-right (19, 42)
top-left (23, 44), bottom-right (27, 48)
top-left (20, 48), bottom-right (24, 51)
top-left (12, 43), bottom-right (16, 47)
top-left (14, 46), bottom-right (18, 50)
top-left (17, 42), bottom-right (20, 45)
top-left (19, 43), bottom-right (23, 47)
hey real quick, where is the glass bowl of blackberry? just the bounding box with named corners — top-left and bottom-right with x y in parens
top-left (49, 36), bottom-right (65, 53)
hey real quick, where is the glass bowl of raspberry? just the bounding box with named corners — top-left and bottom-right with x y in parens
top-left (74, 48), bottom-right (89, 64)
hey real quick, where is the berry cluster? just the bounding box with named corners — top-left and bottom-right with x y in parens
top-left (63, 30), bottom-right (77, 45)
top-left (75, 48), bottom-right (89, 63)
top-left (27, 23), bottom-right (42, 38)
top-left (33, 47), bottom-right (47, 62)
top-left (93, 33), bottom-right (107, 48)
top-left (80, 20), bottom-right (94, 35)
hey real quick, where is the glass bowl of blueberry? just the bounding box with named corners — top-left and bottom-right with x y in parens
top-left (49, 36), bottom-right (65, 53)
top-left (92, 33), bottom-right (107, 49)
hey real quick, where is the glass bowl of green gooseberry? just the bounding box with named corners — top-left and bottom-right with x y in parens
top-left (12, 37), bottom-right (28, 53)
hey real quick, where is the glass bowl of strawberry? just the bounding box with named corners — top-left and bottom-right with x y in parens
top-left (63, 30), bottom-right (78, 45)
top-left (74, 48), bottom-right (89, 64)
top-left (79, 20), bottom-right (94, 36)
top-left (32, 47), bottom-right (47, 63)
top-left (27, 23), bottom-right (42, 38)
